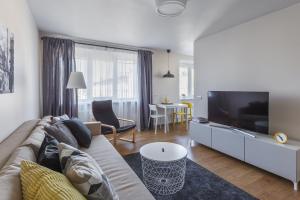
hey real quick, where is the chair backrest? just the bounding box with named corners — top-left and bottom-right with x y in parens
top-left (149, 104), bottom-right (158, 115)
top-left (181, 101), bottom-right (193, 109)
top-left (92, 100), bottom-right (120, 130)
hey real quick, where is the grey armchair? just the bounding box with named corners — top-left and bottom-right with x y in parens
top-left (92, 100), bottom-right (136, 145)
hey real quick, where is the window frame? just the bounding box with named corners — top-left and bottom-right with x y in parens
top-left (179, 61), bottom-right (194, 100)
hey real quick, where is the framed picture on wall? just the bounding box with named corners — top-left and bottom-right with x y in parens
top-left (0, 25), bottom-right (14, 94)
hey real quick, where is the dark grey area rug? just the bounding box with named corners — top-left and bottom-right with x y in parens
top-left (123, 153), bottom-right (257, 200)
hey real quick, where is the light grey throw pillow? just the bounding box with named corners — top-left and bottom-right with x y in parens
top-left (52, 114), bottom-right (70, 123)
top-left (58, 143), bottom-right (119, 200)
top-left (44, 122), bottom-right (79, 149)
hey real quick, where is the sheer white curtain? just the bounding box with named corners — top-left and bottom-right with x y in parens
top-left (75, 44), bottom-right (140, 129)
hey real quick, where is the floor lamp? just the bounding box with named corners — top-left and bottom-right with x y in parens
top-left (67, 72), bottom-right (87, 115)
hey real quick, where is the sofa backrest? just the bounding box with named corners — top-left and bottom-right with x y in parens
top-left (0, 120), bottom-right (39, 168)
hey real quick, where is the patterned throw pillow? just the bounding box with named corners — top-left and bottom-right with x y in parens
top-left (20, 160), bottom-right (86, 200)
top-left (58, 143), bottom-right (119, 200)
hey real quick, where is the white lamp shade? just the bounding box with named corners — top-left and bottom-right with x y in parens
top-left (67, 72), bottom-right (87, 89)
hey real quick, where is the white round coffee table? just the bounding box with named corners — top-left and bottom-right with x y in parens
top-left (140, 142), bottom-right (188, 195)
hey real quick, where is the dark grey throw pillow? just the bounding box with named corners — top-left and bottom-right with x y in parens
top-left (37, 134), bottom-right (61, 172)
top-left (63, 119), bottom-right (92, 148)
top-left (44, 122), bottom-right (79, 149)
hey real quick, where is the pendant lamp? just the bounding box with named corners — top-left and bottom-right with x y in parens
top-left (163, 49), bottom-right (175, 78)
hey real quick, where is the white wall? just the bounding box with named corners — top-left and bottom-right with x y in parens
top-left (194, 3), bottom-right (300, 140)
top-left (152, 50), bottom-right (193, 104)
top-left (0, 0), bottom-right (40, 142)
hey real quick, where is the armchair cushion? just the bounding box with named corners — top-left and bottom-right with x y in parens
top-left (92, 100), bottom-right (120, 133)
top-left (102, 124), bottom-right (136, 135)
top-left (117, 124), bottom-right (136, 133)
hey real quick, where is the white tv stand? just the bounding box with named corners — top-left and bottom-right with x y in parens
top-left (189, 121), bottom-right (300, 190)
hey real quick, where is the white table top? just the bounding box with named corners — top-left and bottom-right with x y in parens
top-left (157, 103), bottom-right (188, 109)
top-left (140, 142), bottom-right (188, 162)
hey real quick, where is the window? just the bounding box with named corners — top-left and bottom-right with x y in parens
top-left (75, 45), bottom-right (138, 101)
top-left (179, 61), bottom-right (194, 99)
top-left (75, 44), bottom-right (139, 127)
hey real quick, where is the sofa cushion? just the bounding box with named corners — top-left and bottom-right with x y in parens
top-left (44, 122), bottom-right (79, 148)
top-left (20, 160), bottom-right (86, 200)
top-left (63, 119), bottom-right (92, 148)
top-left (80, 135), bottom-right (155, 200)
top-left (37, 116), bottom-right (52, 127)
top-left (0, 146), bottom-right (36, 200)
top-left (58, 143), bottom-right (118, 200)
top-left (37, 134), bottom-right (61, 172)
top-left (52, 114), bottom-right (70, 123)
top-left (0, 120), bottom-right (39, 168)
top-left (21, 126), bottom-right (46, 156)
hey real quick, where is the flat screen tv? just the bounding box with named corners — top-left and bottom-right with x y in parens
top-left (208, 91), bottom-right (269, 134)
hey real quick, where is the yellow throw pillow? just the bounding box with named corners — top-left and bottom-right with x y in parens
top-left (20, 160), bottom-right (86, 200)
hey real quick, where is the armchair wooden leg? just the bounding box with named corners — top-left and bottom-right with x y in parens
top-left (119, 129), bottom-right (136, 143)
top-left (113, 132), bottom-right (117, 145)
top-left (172, 113), bottom-right (176, 129)
top-left (132, 129), bottom-right (136, 143)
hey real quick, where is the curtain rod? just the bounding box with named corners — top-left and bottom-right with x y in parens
top-left (75, 41), bottom-right (138, 52)
top-left (41, 33), bottom-right (154, 53)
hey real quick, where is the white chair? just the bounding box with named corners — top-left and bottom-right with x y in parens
top-left (148, 104), bottom-right (165, 134)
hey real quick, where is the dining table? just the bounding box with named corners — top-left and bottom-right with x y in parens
top-left (156, 103), bottom-right (189, 133)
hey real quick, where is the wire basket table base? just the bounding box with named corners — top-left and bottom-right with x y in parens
top-left (141, 155), bottom-right (187, 195)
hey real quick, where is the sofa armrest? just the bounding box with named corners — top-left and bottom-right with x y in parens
top-left (84, 121), bottom-right (101, 136)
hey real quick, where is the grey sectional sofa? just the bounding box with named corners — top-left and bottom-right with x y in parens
top-left (0, 116), bottom-right (155, 200)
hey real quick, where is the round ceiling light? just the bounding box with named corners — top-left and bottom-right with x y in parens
top-left (155, 0), bottom-right (187, 17)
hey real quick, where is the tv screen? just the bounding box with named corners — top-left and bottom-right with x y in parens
top-left (208, 91), bottom-right (269, 134)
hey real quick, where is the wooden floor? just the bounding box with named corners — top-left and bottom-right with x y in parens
top-left (112, 125), bottom-right (300, 200)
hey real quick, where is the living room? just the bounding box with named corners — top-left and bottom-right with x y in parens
top-left (1, 0), bottom-right (300, 199)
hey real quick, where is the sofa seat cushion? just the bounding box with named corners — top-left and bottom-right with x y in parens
top-left (0, 146), bottom-right (36, 200)
top-left (80, 135), bottom-right (155, 200)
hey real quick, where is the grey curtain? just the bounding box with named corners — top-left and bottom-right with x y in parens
top-left (42, 37), bottom-right (77, 117)
top-left (138, 50), bottom-right (153, 130)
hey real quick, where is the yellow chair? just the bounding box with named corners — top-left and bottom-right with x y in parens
top-left (172, 101), bottom-right (193, 126)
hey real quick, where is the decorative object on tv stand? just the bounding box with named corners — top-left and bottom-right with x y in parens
top-left (67, 72), bottom-right (87, 90)
top-left (155, 0), bottom-right (187, 17)
top-left (192, 117), bottom-right (209, 124)
top-left (273, 132), bottom-right (288, 144)
top-left (163, 49), bottom-right (175, 78)
top-left (0, 25), bottom-right (14, 94)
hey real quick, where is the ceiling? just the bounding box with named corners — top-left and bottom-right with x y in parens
top-left (27, 0), bottom-right (300, 56)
